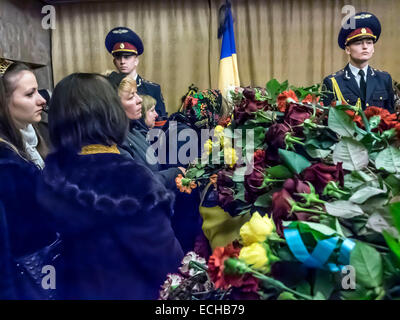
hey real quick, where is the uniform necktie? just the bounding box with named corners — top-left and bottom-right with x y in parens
top-left (358, 69), bottom-right (367, 106)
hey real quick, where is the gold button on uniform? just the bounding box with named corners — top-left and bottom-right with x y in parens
top-left (380, 97), bottom-right (383, 100)
top-left (366, 103), bottom-right (369, 106)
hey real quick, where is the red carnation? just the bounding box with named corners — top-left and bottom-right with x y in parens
top-left (207, 243), bottom-right (243, 290)
top-left (364, 106), bottom-right (398, 132)
top-left (277, 90), bottom-right (298, 112)
top-left (253, 149), bottom-right (266, 167)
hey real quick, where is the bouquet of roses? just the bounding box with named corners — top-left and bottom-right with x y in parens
top-left (169, 79), bottom-right (400, 300)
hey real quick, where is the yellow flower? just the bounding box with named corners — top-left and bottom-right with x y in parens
top-left (214, 125), bottom-right (225, 140)
top-left (223, 147), bottom-right (238, 168)
top-left (240, 211), bottom-right (275, 246)
top-left (239, 242), bottom-right (269, 272)
top-left (203, 139), bottom-right (213, 156)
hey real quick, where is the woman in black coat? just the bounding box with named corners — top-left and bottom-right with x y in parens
top-left (0, 62), bottom-right (57, 299)
top-left (38, 73), bottom-right (183, 299)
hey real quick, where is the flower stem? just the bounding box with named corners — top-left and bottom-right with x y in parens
top-left (250, 269), bottom-right (313, 300)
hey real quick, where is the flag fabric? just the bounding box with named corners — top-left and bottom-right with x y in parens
top-left (218, 2), bottom-right (240, 96)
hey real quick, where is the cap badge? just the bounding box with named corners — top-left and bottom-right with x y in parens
top-left (354, 13), bottom-right (372, 19)
top-left (112, 29), bottom-right (128, 34)
top-left (361, 28), bottom-right (367, 34)
top-left (120, 43), bottom-right (125, 49)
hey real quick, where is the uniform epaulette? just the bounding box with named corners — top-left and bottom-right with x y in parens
top-left (141, 78), bottom-right (159, 86)
top-left (373, 68), bottom-right (389, 74)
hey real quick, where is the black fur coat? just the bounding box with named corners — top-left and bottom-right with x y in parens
top-left (37, 150), bottom-right (183, 299)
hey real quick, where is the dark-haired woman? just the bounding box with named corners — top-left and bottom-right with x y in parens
top-left (37, 73), bottom-right (183, 299)
top-left (0, 62), bottom-right (57, 299)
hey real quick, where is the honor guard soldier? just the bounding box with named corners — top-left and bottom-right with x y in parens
top-left (322, 12), bottom-right (394, 112)
top-left (105, 27), bottom-right (167, 126)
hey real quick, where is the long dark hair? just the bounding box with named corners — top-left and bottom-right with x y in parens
top-left (49, 73), bottom-right (129, 152)
top-left (0, 63), bottom-right (48, 159)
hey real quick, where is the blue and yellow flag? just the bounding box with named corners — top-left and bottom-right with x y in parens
top-left (218, 1), bottom-right (240, 96)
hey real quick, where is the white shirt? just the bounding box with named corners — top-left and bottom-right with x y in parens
top-left (348, 63), bottom-right (368, 88)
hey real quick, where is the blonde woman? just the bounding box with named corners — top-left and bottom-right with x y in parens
top-left (141, 95), bottom-right (158, 129)
top-left (108, 74), bottom-right (185, 190)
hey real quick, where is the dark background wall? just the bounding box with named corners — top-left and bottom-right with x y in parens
top-left (0, 0), bottom-right (53, 89)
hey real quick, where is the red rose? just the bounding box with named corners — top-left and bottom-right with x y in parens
top-left (253, 149), bottom-right (266, 167)
top-left (233, 89), bottom-right (270, 125)
top-left (277, 90), bottom-right (298, 112)
top-left (216, 169), bottom-right (236, 212)
top-left (301, 162), bottom-right (344, 194)
top-left (283, 178), bottom-right (311, 201)
top-left (244, 165), bottom-right (267, 203)
top-left (218, 186), bottom-right (235, 209)
top-left (217, 168), bottom-right (235, 189)
top-left (271, 189), bottom-right (314, 236)
top-left (243, 87), bottom-right (256, 100)
top-left (284, 103), bottom-right (312, 134)
top-left (271, 189), bottom-right (293, 236)
top-left (265, 123), bottom-right (290, 150)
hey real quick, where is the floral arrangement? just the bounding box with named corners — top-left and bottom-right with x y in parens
top-left (168, 79), bottom-right (400, 300)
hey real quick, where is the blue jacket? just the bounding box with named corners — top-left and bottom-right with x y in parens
top-left (322, 64), bottom-right (395, 112)
top-left (137, 75), bottom-right (167, 118)
top-left (37, 150), bottom-right (183, 299)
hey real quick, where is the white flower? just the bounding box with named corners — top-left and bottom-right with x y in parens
top-left (159, 273), bottom-right (184, 300)
top-left (178, 251), bottom-right (206, 277)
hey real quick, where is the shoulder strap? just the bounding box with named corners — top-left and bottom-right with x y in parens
top-left (330, 77), bottom-right (347, 105)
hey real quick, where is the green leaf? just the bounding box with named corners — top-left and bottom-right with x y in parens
top-left (254, 192), bottom-right (272, 208)
top-left (385, 175), bottom-right (400, 196)
top-left (278, 149), bottom-right (311, 174)
top-left (266, 165), bottom-right (293, 179)
top-left (324, 200), bottom-right (364, 219)
top-left (350, 242), bottom-right (383, 289)
top-left (313, 270), bottom-right (334, 300)
top-left (233, 186), bottom-right (245, 202)
top-left (390, 202), bottom-right (400, 232)
top-left (341, 285), bottom-right (375, 300)
top-left (335, 218), bottom-right (345, 237)
top-left (383, 230), bottom-right (400, 261)
top-left (332, 137), bottom-right (369, 171)
top-left (195, 169), bottom-right (205, 178)
top-left (305, 145), bottom-right (331, 159)
top-left (284, 221), bottom-right (338, 238)
top-left (344, 172), bottom-right (366, 190)
top-left (277, 292), bottom-right (298, 300)
top-left (375, 147), bottom-right (400, 173)
top-left (328, 107), bottom-right (356, 137)
top-left (296, 281), bottom-right (312, 296)
top-left (349, 186), bottom-right (386, 204)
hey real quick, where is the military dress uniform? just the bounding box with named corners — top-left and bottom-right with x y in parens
top-left (322, 12), bottom-right (395, 112)
top-left (105, 27), bottom-right (167, 125)
top-left (322, 64), bottom-right (394, 112)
